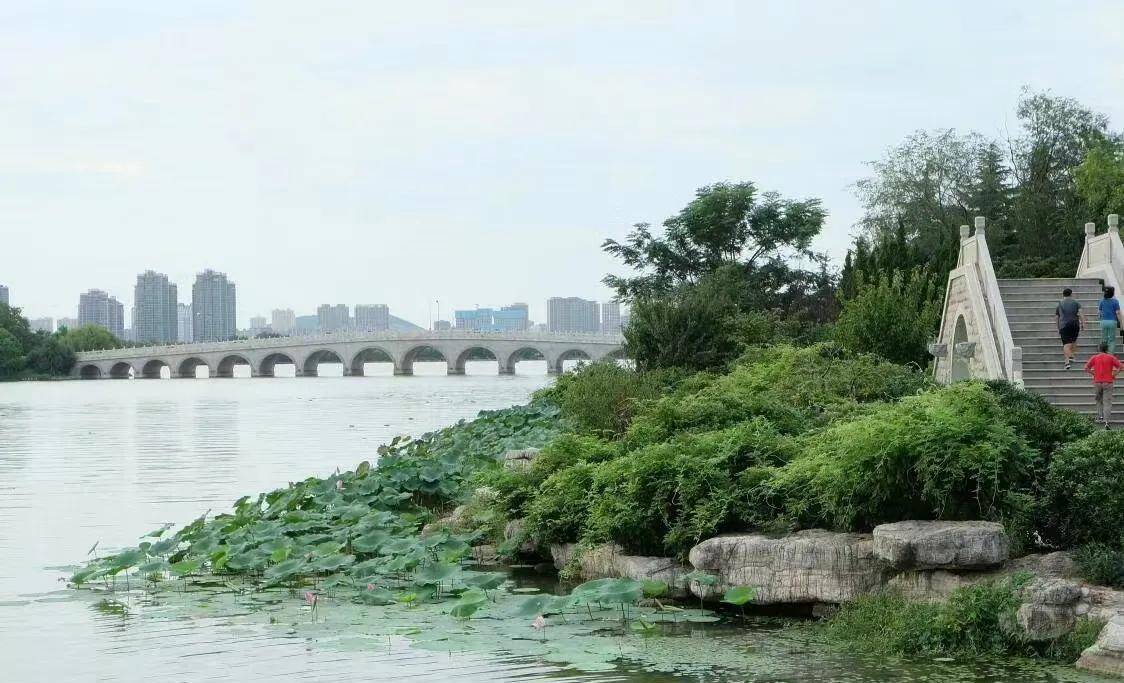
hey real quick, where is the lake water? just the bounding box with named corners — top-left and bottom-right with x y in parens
top-left (0, 368), bottom-right (1114, 682)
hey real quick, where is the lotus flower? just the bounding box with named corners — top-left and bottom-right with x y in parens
top-left (531, 614), bottom-right (546, 630)
top-left (367, 584), bottom-right (376, 591)
top-left (305, 591), bottom-right (317, 606)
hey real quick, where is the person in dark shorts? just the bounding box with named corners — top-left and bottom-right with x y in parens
top-left (1056, 287), bottom-right (1084, 369)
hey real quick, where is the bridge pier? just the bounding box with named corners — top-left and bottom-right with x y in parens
top-left (497, 366), bottom-right (514, 375)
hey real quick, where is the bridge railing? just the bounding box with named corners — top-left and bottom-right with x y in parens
top-left (75, 330), bottom-right (626, 361)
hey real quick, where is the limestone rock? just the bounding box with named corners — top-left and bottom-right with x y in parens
top-left (687, 530), bottom-right (886, 604)
top-left (884, 569), bottom-right (979, 602)
top-left (1014, 578), bottom-right (1082, 642)
top-left (1078, 616), bottom-right (1124, 676)
top-left (549, 543), bottom-right (690, 597)
top-left (504, 518), bottom-right (537, 555)
top-left (503, 448), bottom-right (541, 471)
top-left (420, 505), bottom-right (472, 535)
top-left (873, 521), bottom-right (1008, 570)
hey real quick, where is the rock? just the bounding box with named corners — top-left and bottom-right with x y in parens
top-left (1078, 616), bottom-right (1124, 676)
top-left (503, 448), bottom-right (540, 471)
top-left (872, 521), bottom-right (1008, 570)
top-left (885, 569), bottom-right (980, 602)
top-left (1013, 578), bottom-right (1082, 641)
top-left (420, 505), bottom-right (472, 535)
top-left (504, 518), bottom-right (537, 555)
top-left (811, 603), bottom-right (838, 619)
top-left (471, 544), bottom-right (499, 564)
top-left (1005, 551), bottom-right (1077, 579)
top-left (549, 543), bottom-right (691, 597)
top-left (687, 530), bottom-right (886, 604)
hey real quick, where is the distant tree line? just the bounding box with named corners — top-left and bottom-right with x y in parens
top-left (0, 305), bottom-right (122, 379)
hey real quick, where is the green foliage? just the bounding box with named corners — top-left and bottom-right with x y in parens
top-left (59, 324), bottom-right (122, 352)
top-left (826, 577), bottom-right (1040, 659)
top-left (984, 380), bottom-right (1093, 460)
top-left (1076, 138), bottom-right (1124, 220)
top-left (25, 333), bottom-right (76, 375)
top-left (834, 269), bottom-right (942, 367)
top-left (524, 462), bottom-right (597, 546)
top-left (543, 361), bottom-right (685, 437)
top-left (603, 181), bottom-right (825, 300)
top-left (1074, 544), bottom-right (1124, 588)
top-left (0, 328), bottom-right (24, 377)
top-left (1044, 430), bottom-right (1124, 547)
top-left (626, 344), bottom-right (929, 445)
top-left (771, 382), bottom-right (1034, 531)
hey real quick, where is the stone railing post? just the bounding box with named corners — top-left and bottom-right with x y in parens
top-left (1011, 347), bottom-right (1023, 388)
top-left (1110, 214), bottom-right (1120, 236)
top-left (959, 224), bottom-right (971, 241)
top-left (1086, 222), bottom-right (1098, 240)
top-left (974, 215), bottom-right (986, 239)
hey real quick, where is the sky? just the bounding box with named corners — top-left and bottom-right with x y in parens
top-left (1, 1), bottom-right (1122, 329)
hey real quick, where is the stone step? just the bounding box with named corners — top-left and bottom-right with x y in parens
top-left (997, 278), bottom-right (1102, 286)
top-left (998, 291), bottom-right (1102, 302)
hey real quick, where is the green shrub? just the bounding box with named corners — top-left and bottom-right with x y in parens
top-left (625, 344), bottom-right (929, 445)
top-left (1045, 431), bottom-right (1124, 547)
top-left (541, 363), bottom-right (685, 437)
top-left (833, 269), bottom-right (942, 367)
top-left (984, 380), bottom-right (1093, 461)
top-left (584, 421), bottom-right (797, 556)
top-left (1075, 544), bottom-right (1124, 588)
top-left (826, 577), bottom-right (1031, 658)
top-left (770, 382), bottom-right (1035, 530)
top-left (525, 462), bottom-right (598, 546)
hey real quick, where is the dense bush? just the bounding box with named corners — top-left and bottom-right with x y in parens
top-left (541, 362), bottom-right (685, 437)
top-left (583, 421), bottom-right (796, 556)
top-left (826, 577), bottom-right (1027, 657)
top-left (769, 383), bottom-right (1035, 531)
top-left (984, 380), bottom-right (1093, 461)
top-left (1044, 431), bottom-right (1124, 547)
top-left (524, 462), bottom-right (598, 547)
top-left (833, 269), bottom-right (942, 367)
top-left (625, 344), bottom-right (929, 445)
top-left (1075, 544), bottom-right (1124, 588)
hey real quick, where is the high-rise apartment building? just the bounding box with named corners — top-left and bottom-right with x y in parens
top-left (78, 289), bottom-right (125, 338)
top-left (0, 284), bottom-right (8, 306)
top-left (494, 303), bottom-right (530, 331)
top-left (601, 301), bottom-right (623, 333)
top-left (455, 308), bottom-right (494, 331)
top-left (354, 304), bottom-right (390, 331)
top-left (271, 309), bottom-right (295, 335)
top-left (192, 269), bottom-right (236, 342)
top-left (29, 317), bottom-right (54, 333)
top-left (547, 297), bottom-right (600, 333)
top-left (133, 270), bottom-right (178, 344)
top-left (317, 304), bottom-right (350, 333)
top-left (249, 316), bottom-right (268, 336)
top-left (177, 303), bottom-right (193, 343)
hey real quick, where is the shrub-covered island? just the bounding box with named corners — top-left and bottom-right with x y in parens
top-left (69, 345), bottom-right (1124, 677)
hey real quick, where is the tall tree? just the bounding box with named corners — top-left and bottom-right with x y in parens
top-left (59, 324), bottom-right (121, 352)
top-left (1008, 88), bottom-right (1109, 257)
top-left (602, 181), bottom-right (826, 301)
top-left (1076, 138), bottom-right (1124, 221)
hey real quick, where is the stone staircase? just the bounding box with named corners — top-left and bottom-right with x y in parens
top-left (998, 277), bottom-right (1122, 420)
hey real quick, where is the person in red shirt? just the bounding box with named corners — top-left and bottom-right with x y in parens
top-left (1085, 342), bottom-right (1122, 428)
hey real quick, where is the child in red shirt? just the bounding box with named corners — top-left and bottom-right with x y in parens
top-left (1085, 342), bottom-right (1122, 428)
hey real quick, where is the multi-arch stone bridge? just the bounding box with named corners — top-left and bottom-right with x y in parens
top-left (71, 331), bottom-right (626, 379)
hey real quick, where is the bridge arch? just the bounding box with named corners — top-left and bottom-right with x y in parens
top-left (259, 352), bottom-right (297, 378)
top-left (502, 347), bottom-right (546, 375)
top-left (452, 346), bottom-right (499, 375)
top-left (349, 347), bottom-right (396, 376)
top-left (399, 345), bottom-right (447, 376)
top-left (177, 357), bottom-right (210, 379)
top-left (217, 354), bottom-right (253, 378)
top-left (302, 349), bottom-right (345, 377)
top-left (79, 364), bottom-right (102, 379)
top-left (109, 362), bottom-right (134, 379)
top-left (553, 349), bottom-right (593, 374)
top-left (141, 359), bottom-right (171, 379)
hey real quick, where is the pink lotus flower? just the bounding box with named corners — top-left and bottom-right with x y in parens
top-left (367, 584), bottom-right (376, 591)
top-left (531, 614), bottom-right (546, 630)
top-left (305, 591), bottom-right (317, 606)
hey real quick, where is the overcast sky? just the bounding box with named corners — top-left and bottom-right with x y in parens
top-left (2, 1), bottom-right (1122, 328)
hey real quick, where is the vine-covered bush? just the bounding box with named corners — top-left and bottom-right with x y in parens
top-left (538, 361), bottom-right (687, 438)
